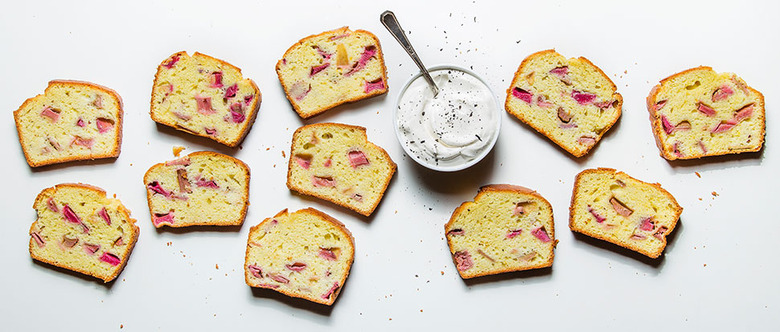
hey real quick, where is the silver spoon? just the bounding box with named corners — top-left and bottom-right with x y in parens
top-left (380, 10), bottom-right (440, 97)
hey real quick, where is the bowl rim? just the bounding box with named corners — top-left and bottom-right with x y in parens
top-left (393, 64), bottom-right (502, 172)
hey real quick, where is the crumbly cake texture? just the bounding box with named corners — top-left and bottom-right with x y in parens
top-left (150, 51), bottom-right (261, 147)
top-left (143, 151), bottom-right (250, 227)
top-left (14, 80), bottom-right (123, 167)
top-left (287, 123), bottom-right (396, 216)
top-left (445, 185), bottom-right (557, 279)
top-left (244, 208), bottom-right (355, 306)
top-left (505, 49), bottom-right (622, 157)
top-left (28, 183), bottom-right (139, 282)
top-left (569, 168), bottom-right (682, 258)
top-left (276, 26), bottom-right (388, 118)
top-left (646, 66), bottom-right (765, 160)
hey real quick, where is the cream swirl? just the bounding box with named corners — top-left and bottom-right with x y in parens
top-left (397, 68), bottom-right (498, 169)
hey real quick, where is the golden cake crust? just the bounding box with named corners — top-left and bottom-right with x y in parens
top-left (276, 26), bottom-right (389, 119)
top-left (286, 122), bottom-right (396, 216)
top-left (29, 183), bottom-right (139, 282)
top-left (14, 80), bottom-right (124, 167)
top-left (142, 151), bottom-right (250, 227)
top-left (646, 66), bottom-right (765, 160)
top-left (445, 184), bottom-right (557, 279)
top-left (244, 208), bottom-right (355, 305)
top-left (504, 49), bottom-right (622, 157)
top-left (150, 51), bottom-right (261, 147)
top-left (568, 168), bottom-right (683, 258)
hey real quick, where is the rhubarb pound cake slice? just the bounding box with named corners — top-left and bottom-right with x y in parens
top-left (143, 151), bottom-right (249, 228)
top-left (647, 66), bottom-right (765, 160)
top-left (445, 185), bottom-right (557, 279)
top-left (569, 168), bottom-right (682, 258)
top-left (245, 208), bottom-right (355, 306)
top-left (276, 26), bottom-right (388, 118)
top-left (28, 184), bottom-right (139, 282)
top-left (505, 50), bottom-right (622, 157)
top-left (14, 80), bottom-right (123, 167)
top-left (151, 51), bottom-right (261, 147)
top-left (287, 123), bottom-right (396, 216)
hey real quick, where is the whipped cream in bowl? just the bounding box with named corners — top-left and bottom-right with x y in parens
top-left (395, 65), bottom-right (501, 172)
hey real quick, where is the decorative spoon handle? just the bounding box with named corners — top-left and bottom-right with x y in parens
top-left (381, 10), bottom-right (439, 97)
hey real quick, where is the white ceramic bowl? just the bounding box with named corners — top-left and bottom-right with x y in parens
top-left (394, 64), bottom-right (502, 172)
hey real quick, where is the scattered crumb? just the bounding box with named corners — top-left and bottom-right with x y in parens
top-left (420, 309), bottom-right (424, 312)
top-left (440, 271), bottom-right (444, 275)
top-left (389, 318), bottom-right (392, 321)
top-left (273, 164), bottom-right (276, 168)
top-left (703, 264), bottom-right (707, 267)
top-left (695, 172), bottom-right (701, 178)
top-left (281, 151), bottom-right (286, 158)
top-left (216, 264), bottom-right (219, 270)
top-left (120, 324), bottom-right (123, 329)
top-left (698, 198), bottom-right (702, 201)
top-left (624, 70), bottom-right (627, 74)
top-left (712, 191), bottom-right (719, 197)
top-left (173, 146), bottom-right (185, 157)
top-left (266, 147), bottom-right (270, 151)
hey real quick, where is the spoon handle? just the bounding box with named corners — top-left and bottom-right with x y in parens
top-left (380, 10), bottom-right (439, 96)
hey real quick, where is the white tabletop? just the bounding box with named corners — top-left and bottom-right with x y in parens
top-left (1, 0), bottom-right (778, 330)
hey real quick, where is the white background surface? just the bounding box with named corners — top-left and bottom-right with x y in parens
top-left (1, 0), bottom-right (778, 330)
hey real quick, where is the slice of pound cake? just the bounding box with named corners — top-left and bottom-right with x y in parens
top-left (245, 208), bottom-right (355, 305)
top-left (445, 185), bottom-right (557, 279)
top-left (287, 123), bottom-right (396, 216)
top-left (143, 151), bottom-right (250, 228)
top-left (151, 51), bottom-right (261, 147)
top-left (14, 80), bottom-right (123, 167)
top-left (505, 50), bottom-right (622, 157)
top-left (276, 26), bottom-right (388, 118)
top-left (569, 168), bottom-right (682, 258)
top-left (647, 66), bottom-right (765, 160)
top-left (28, 184), bottom-right (139, 282)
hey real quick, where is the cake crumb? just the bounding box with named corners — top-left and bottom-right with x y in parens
top-left (281, 151), bottom-right (286, 158)
top-left (120, 324), bottom-right (123, 329)
top-left (266, 147), bottom-right (270, 151)
top-left (703, 263), bottom-right (707, 267)
top-left (216, 264), bottom-right (219, 270)
top-left (712, 191), bottom-right (719, 197)
top-left (695, 172), bottom-right (701, 178)
top-left (173, 146), bottom-right (185, 156)
top-left (420, 309), bottom-right (424, 312)
top-left (440, 271), bottom-right (444, 275)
